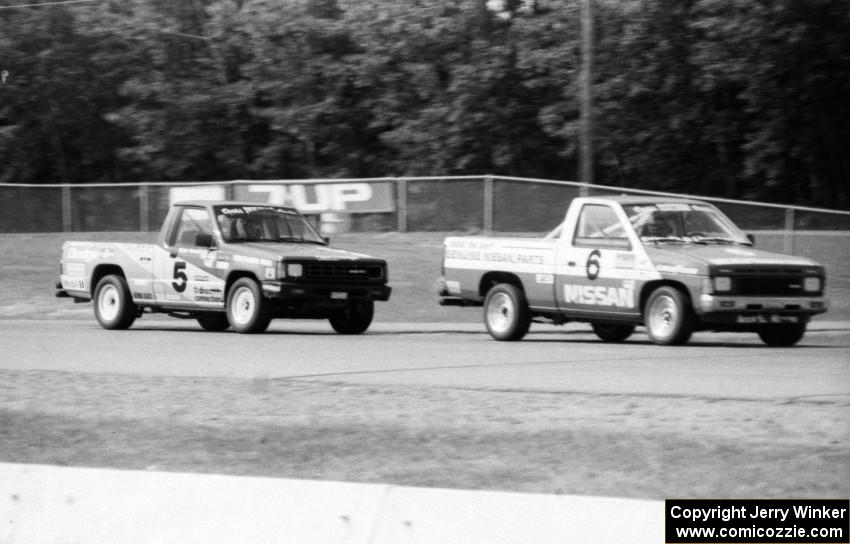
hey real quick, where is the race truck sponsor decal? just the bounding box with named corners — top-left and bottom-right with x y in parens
top-left (66, 245), bottom-right (115, 262)
top-left (655, 264), bottom-right (700, 275)
top-left (233, 182), bottom-right (396, 213)
top-left (152, 246), bottom-right (226, 307)
top-left (61, 278), bottom-right (87, 291)
top-left (563, 280), bottom-right (636, 308)
top-left (444, 237), bottom-right (554, 273)
top-left (193, 286), bottom-right (224, 303)
top-left (61, 243), bottom-right (156, 299)
top-left (64, 262), bottom-right (86, 276)
top-left (535, 274), bottom-right (554, 285)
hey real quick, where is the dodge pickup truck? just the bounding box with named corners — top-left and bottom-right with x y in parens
top-left (438, 196), bottom-right (827, 346)
top-left (57, 201), bottom-right (391, 333)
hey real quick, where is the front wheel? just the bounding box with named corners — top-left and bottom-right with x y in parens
top-left (483, 283), bottom-right (531, 341)
top-left (93, 274), bottom-right (137, 330)
top-left (644, 286), bottom-right (693, 345)
top-left (592, 323), bottom-right (635, 342)
top-left (226, 278), bottom-right (271, 334)
top-left (329, 300), bottom-right (374, 335)
top-left (757, 323), bottom-right (806, 346)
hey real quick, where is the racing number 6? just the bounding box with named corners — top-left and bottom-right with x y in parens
top-left (172, 261), bottom-right (188, 292)
top-left (586, 249), bottom-right (601, 280)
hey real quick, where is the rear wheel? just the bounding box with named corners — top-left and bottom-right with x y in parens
top-left (226, 278), bottom-right (271, 334)
top-left (93, 274), bottom-right (137, 330)
top-left (757, 322), bottom-right (806, 346)
top-left (329, 300), bottom-right (374, 335)
top-left (644, 286), bottom-right (693, 345)
top-left (197, 313), bottom-right (230, 331)
top-left (483, 283), bottom-right (531, 341)
top-left (591, 323), bottom-right (635, 342)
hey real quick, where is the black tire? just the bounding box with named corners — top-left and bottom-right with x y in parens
top-left (226, 278), bottom-right (271, 334)
top-left (643, 286), bottom-right (693, 345)
top-left (197, 313), bottom-right (230, 331)
top-left (757, 322), bottom-right (806, 346)
top-left (591, 323), bottom-right (635, 342)
top-left (93, 274), bottom-right (137, 330)
top-left (483, 283), bottom-right (531, 341)
top-left (329, 300), bottom-right (374, 335)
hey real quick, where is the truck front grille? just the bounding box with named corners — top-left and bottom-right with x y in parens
top-left (720, 267), bottom-right (821, 296)
top-left (304, 262), bottom-right (384, 282)
top-left (735, 276), bottom-right (807, 296)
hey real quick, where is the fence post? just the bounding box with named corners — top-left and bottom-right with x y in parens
top-left (784, 207), bottom-right (795, 254)
top-left (61, 185), bottom-right (72, 232)
top-left (139, 184), bottom-right (150, 232)
top-left (483, 175), bottom-right (494, 233)
top-left (396, 178), bottom-right (408, 233)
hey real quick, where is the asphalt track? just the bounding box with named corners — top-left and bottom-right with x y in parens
top-left (2, 318), bottom-right (848, 402)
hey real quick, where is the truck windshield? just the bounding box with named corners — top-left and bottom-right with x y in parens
top-left (625, 203), bottom-right (751, 245)
top-left (214, 205), bottom-right (327, 244)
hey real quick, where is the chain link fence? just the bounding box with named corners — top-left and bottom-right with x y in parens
top-left (2, 176), bottom-right (849, 251)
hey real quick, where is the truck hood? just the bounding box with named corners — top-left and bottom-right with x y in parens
top-left (226, 242), bottom-right (380, 262)
top-left (645, 244), bottom-right (822, 274)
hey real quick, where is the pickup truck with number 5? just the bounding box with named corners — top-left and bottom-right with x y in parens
top-left (438, 196), bottom-right (827, 346)
top-left (57, 201), bottom-right (391, 333)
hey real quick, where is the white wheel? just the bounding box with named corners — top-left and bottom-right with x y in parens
top-left (231, 288), bottom-right (255, 325)
top-left (226, 278), bottom-right (270, 333)
top-left (93, 274), bottom-right (137, 330)
top-left (98, 284), bottom-right (121, 321)
top-left (487, 292), bottom-right (514, 334)
top-left (483, 283), bottom-right (530, 341)
top-left (644, 286), bottom-right (692, 345)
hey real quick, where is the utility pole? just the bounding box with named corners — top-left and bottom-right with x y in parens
top-left (579, 0), bottom-right (594, 196)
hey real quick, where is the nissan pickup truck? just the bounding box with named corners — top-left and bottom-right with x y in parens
top-left (438, 196), bottom-right (827, 346)
top-left (57, 201), bottom-right (391, 333)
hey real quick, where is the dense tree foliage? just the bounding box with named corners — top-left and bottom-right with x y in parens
top-left (0, 0), bottom-right (847, 207)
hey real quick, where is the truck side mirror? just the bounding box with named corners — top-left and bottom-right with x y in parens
top-left (195, 233), bottom-right (215, 248)
top-left (746, 233), bottom-right (755, 245)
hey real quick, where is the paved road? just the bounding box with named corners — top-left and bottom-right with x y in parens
top-left (2, 319), bottom-right (848, 402)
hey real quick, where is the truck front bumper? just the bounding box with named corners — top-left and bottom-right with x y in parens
top-left (262, 281), bottom-right (391, 302)
top-left (696, 294), bottom-right (827, 325)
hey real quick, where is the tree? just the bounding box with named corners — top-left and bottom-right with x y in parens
top-left (0, 2), bottom-right (132, 183)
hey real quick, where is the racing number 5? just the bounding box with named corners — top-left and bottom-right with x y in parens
top-left (172, 261), bottom-right (188, 292)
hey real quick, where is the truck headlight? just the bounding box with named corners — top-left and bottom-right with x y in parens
top-left (713, 276), bottom-right (732, 292)
top-left (804, 277), bottom-right (820, 292)
top-left (286, 263), bottom-right (303, 278)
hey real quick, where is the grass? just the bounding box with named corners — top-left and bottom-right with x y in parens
top-left (1, 371), bottom-right (847, 498)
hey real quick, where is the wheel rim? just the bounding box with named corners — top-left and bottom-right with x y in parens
top-left (98, 284), bottom-right (121, 321)
top-left (486, 292), bottom-right (514, 335)
top-left (231, 287), bottom-right (255, 326)
top-left (648, 294), bottom-right (677, 339)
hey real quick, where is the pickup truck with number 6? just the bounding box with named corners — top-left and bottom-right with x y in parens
top-left (438, 196), bottom-right (827, 346)
top-left (57, 201), bottom-right (391, 333)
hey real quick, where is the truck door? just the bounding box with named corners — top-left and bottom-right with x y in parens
top-left (554, 203), bottom-right (642, 318)
top-left (153, 206), bottom-right (225, 309)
